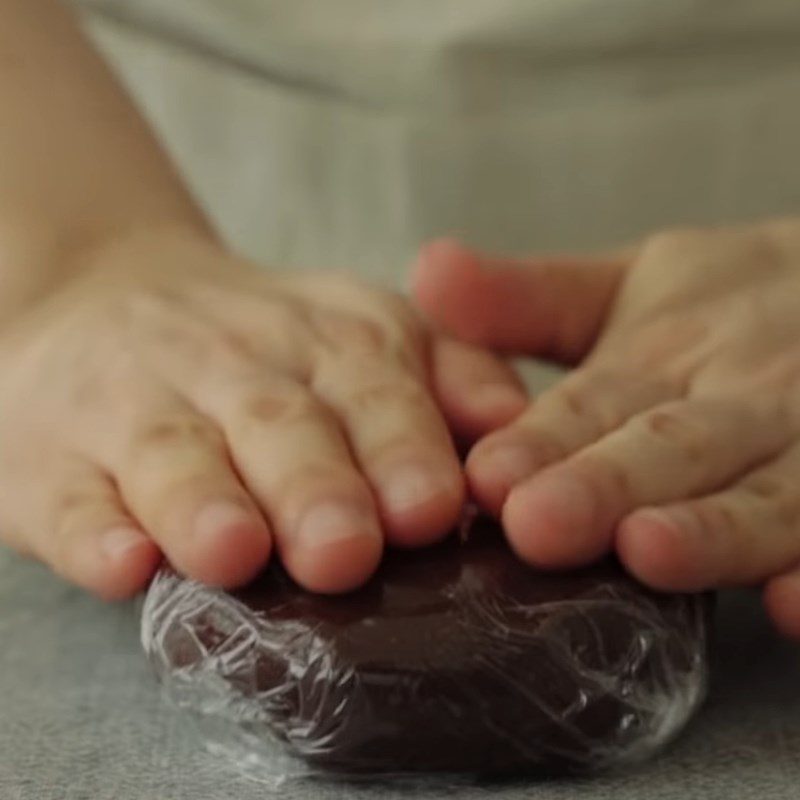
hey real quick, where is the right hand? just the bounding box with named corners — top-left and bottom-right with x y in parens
top-left (0, 228), bottom-right (526, 599)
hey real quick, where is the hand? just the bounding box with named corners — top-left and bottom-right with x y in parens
top-left (412, 221), bottom-right (800, 639)
top-left (0, 228), bottom-right (526, 599)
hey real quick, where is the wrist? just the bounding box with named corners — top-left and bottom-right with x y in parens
top-left (0, 214), bottom-right (223, 326)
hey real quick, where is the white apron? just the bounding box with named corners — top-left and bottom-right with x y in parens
top-left (73, 0), bottom-right (800, 287)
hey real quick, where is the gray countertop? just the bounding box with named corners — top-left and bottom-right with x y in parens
top-left (2, 546), bottom-right (799, 800)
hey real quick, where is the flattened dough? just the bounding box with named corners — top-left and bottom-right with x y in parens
top-left (142, 517), bottom-right (710, 776)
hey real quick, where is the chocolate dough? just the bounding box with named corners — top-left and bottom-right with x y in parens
top-left (142, 516), bottom-right (711, 777)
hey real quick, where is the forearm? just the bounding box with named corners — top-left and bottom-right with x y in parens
top-left (0, 0), bottom-right (213, 322)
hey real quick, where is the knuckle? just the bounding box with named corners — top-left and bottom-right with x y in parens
top-left (531, 433), bottom-right (570, 465)
top-left (363, 431), bottom-right (441, 465)
top-left (311, 303), bottom-right (423, 368)
top-left (132, 309), bottom-right (208, 364)
top-left (684, 500), bottom-right (739, 558)
top-left (53, 487), bottom-right (106, 520)
top-left (587, 457), bottom-right (635, 510)
top-left (313, 310), bottom-right (389, 355)
top-left (214, 326), bottom-right (258, 362)
top-left (742, 473), bottom-right (789, 501)
top-left (49, 468), bottom-right (117, 534)
top-left (742, 472), bottom-right (800, 527)
top-left (641, 405), bottom-right (710, 461)
top-left (509, 425), bottom-right (570, 466)
top-left (688, 498), bottom-right (751, 582)
top-left (549, 375), bottom-right (616, 435)
top-left (133, 416), bottom-right (224, 452)
top-left (276, 464), bottom-right (370, 508)
top-left (542, 369), bottom-right (631, 435)
top-left (555, 379), bottom-right (590, 419)
top-left (237, 387), bottom-right (321, 428)
top-left (565, 448), bottom-right (636, 515)
top-left (696, 500), bottom-right (739, 538)
top-left (344, 377), bottom-right (430, 416)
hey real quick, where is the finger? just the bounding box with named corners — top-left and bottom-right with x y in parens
top-left (616, 442), bottom-right (800, 592)
top-left (205, 376), bottom-right (385, 594)
top-left (467, 368), bottom-right (680, 516)
top-left (764, 565), bottom-right (800, 641)
top-left (502, 399), bottom-right (791, 570)
top-left (32, 459), bottom-right (161, 601)
top-left (104, 402), bottom-right (273, 589)
top-left (189, 285), bottom-right (318, 376)
top-left (429, 336), bottom-right (528, 443)
top-left (409, 238), bottom-right (629, 364)
top-left (132, 306), bottom-right (384, 594)
top-left (313, 353), bottom-right (465, 548)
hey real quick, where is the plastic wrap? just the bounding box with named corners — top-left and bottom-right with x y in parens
top-left (141, 515), bottom-right (711, 789)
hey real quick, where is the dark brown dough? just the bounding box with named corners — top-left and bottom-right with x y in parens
top-left (142, 516), bottom-right (711, 777)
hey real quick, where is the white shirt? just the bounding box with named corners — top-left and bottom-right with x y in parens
top-left (78, 0), bottom-right (800, 282)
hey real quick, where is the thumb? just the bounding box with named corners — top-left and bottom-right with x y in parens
top-left (409, 239), bottom-right (632, 365)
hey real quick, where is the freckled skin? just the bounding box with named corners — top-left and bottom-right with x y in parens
top-left (0, 230), bottom-right (531, 599)
top-left (0, 0), bottom-right (527, 601)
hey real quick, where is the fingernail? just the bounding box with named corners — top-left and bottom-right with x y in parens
top-left (194, 501), bottom-right (257, 541)
top-left (297, 503), bottom-right (380, 548)
top-left (102, 526), bottom-right (149, 560)
top-left (478, 443), bottom-right (539, 487)
top-left (384, 465), bottom-right (460, 514)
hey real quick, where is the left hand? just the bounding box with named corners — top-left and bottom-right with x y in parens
top-left (411, 219), bottom-right (800, 639)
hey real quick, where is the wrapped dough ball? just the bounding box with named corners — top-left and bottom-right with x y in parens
top-left (142, 515), bottom-right (711, 780)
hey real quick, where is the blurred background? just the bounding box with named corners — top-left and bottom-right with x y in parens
top-left (72, 0), bottom-right (800, 288)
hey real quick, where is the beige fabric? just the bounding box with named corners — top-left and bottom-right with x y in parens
top-left (4, 545), bottom-right (800, 800)
top-left (73, 0), bottom-right (800, 287)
